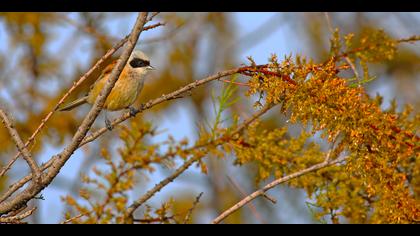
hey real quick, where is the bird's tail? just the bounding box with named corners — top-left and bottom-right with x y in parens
top-left (58, 96), bottom-right (88, 111)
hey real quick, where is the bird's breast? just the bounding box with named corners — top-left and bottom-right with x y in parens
top-left (88, 68), bottom-right (145, 111)
top-left (104, 74), bottom-right (144, 111)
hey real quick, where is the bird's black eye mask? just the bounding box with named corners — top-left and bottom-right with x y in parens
top-left (129, 58), bottom-right (150, 68)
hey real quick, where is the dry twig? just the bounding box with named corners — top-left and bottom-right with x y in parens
top-left (0, 12), bottom-right (150, 215)
top-left (211, 156), bottom-right (346, 224)
top-left (0, 65), bottom-right (271, 204)
top-left (124, 103), bottom-right (275, 221)
top-left (0, 110), bottom-right (41, 183)
top-left (0, 35), bottom-right (129, 179)
top-left (0, 207), bottom-right (36, 224)
top-left (183, 192), bottom-right (204, 224)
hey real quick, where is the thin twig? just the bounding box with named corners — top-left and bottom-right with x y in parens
top-left (240, 68), bottom-right (297, 86)
top-left (133, 215), bottom-right (175, 223)
top-left (142, 21), bottom-right (187, 45)
top-left (0, 12), bottom-right (150, 216)
top-left (124, 154), bottom-right (202, 221)
top-left (335, 35), bottom-right (420, 61)
top-left (4, 205), bottom-right (27, 217)
top-left (143, 22), bottom-right (166, 32)
top-left (396, 35), bottom-right (420, 43)
top-left (0, 159), bottom-right (53, 203)
top-left (124, 103), bottom-right (275, 221)
top-left (323, 12), bottom-right (334, 34)
top-left (324, 132), bottom-right (340, 163)
top-left (344, 57), bottom-right (361, 81)
top-left (323, 13), bottom-right (362, 95)
top-left (262, 193), bottom-right (277, 204)
top-left (0, 207), bottom-right (36, 223)
top-left (147, 12), bottom-right (160, 22)
top-left (60, 213), bottom-right (86, 224)
top-left (219, 79), bottom-right (249, 87)
top-left (61, 13), bottom-right (163, 42)
top-left (0, 110), bottom-right (41, 184)
top-left (0, 65), bottom-right (271, 204)
top-left (60, 13), bottom-right (112, 41)
top-left (79, 65), bottom-right (271, 147)
top-left (211, 156), bottom-right (347, 224)
top-left (227, 175), bottom-right (265, 223)
top-left (0, 18), bottom-right (166, 181)
top-left (0, 34), bottom-right (130, 179)
top-left (183, 192), bottom-right (203, 224)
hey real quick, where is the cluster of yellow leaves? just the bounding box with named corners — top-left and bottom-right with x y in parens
top-left (60, 27), bottom-right (416, 224)
top-left (239, 29), bottom-right (419, 223)
top-left (352, 28), bottom-right (398, 62)
top-left (0, 17), bottom-right (240, 224)
top-left (233, 122), bottom-right (324, 184)
top-left (62, 115), bottom-right (216, 224)
top-left (63, 120), bottom-right (172, 223)
top-left (141, 200), bottom-right (177, 224)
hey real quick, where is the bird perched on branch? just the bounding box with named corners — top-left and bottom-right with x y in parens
top-left (58, 50), bottom-right (155, 130)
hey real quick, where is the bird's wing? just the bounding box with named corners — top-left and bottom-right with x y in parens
top-left (87, 59), bottom-right (131, 99)
top-left (87, 60), bottom-right (117, 95)
top-left (101, 60), bottom-right (118, 76)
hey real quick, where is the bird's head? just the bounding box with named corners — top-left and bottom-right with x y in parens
top-left (128, 50), bottom-right (155, 73)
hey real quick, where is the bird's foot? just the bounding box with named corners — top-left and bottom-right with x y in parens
top-left (129, 106), bottom-right (139, 117)
top-left (105, 118), bottom-right (113, 131)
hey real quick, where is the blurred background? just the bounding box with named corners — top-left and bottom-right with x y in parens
top-left (0, 12), bottom-right (419, 223)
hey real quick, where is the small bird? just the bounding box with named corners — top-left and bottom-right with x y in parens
top-left (58, 50), bottom-right (155, 130)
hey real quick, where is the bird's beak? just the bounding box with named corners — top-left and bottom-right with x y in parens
top-left (146, 65), bottom-right (155, 71)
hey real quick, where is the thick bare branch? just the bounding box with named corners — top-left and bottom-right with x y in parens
top-left (80, 65), bottom-right (269, 147)
top-left (0, 12), bottom-right (149, 215)
top-left (0, 65), bottom-right (269, 204)
top-left (1, 34), bottom-right (130, 179)
top-left (0, 18), bottom-right (166, 180)
top-left (0, 207), bottom-right (36, 223)
top-left (46, 12), bottom-right (148, 179)
top-left (0, 159), bottom-right (53, 203)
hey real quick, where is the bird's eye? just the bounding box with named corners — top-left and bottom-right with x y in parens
top-left (130, 58), bottom-right (150, 68)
